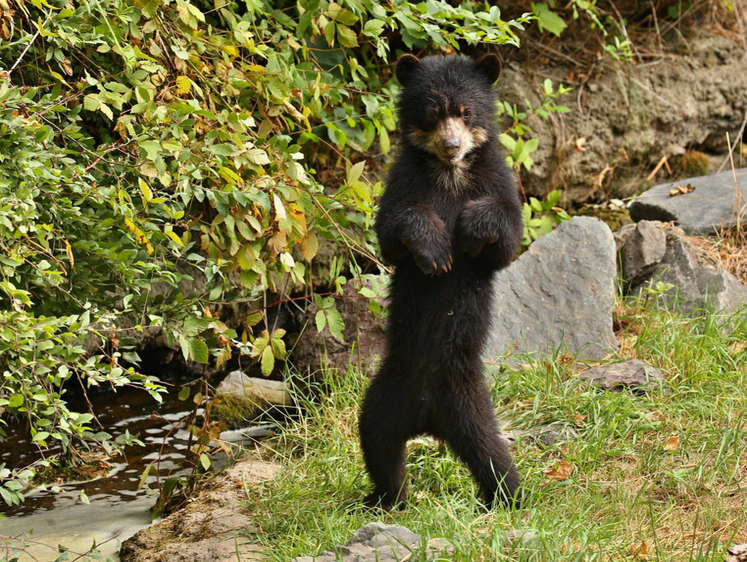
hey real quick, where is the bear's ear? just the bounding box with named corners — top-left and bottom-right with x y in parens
top-left (475, 54), bottom-right (501, 84)
top-left (396, 54), bottom-right (421, 87)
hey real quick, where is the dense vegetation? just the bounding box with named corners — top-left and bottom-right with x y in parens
top-left (0, 0), bottom-right (535, 504)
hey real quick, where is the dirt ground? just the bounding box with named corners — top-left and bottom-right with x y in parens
top-left (118, 454), bottom-right (280, 562)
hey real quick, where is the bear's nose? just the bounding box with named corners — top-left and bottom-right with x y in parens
top-left (442, 137), bottom-right (461, 153)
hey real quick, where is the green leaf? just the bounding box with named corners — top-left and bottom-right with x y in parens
top-left (252, 331), bottom-right (269, 357)
top-left (139, 140), bottom-right (162, 161)
top-left (237, 244), bottom-right (256, 271)
top-left (315, 310), bottom-right (326, 333)
top-left (337, 25), bottom-right (358, 48)
top-left (324, 21), bottom-right (336, 46)
top-left (210, 144), bottom-right (238, 157)
top-left (183, 315), bottom-right (209, 337)
top-left (83, 94), bottom-right (99, 111)
top-left (328, 3), bottom-right (358, 25)
top-left (240, 270), bottom-right (258, 288)
top-left (326, 307), bottom-right (345, 341)
top-left (363, 19), bottom-right (385, 37)
top-left (200, 453), bottom-right (211, 470)
top-left (379, 128), bottom-right (390, 155)
top-left (189, 339), bottom-right (210, 364)
top-left (260, 346), bottom-right (275, 376)
top-left (347, 160), bottom-right (366, 186)
top-left (498, 133), bottom-right (516, 152)
top-left (546, 189), bottom-right (563, 207)
top-left (533, 3), bottom-right (568, 36)
top-left (270, 329), bottom-right (287, 359)
top-left (246, 148), bottom-right (270, 166)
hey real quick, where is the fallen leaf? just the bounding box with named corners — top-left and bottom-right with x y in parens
top-left (668, 184), bottom-right (695, 197)
top-left (629, 539), bottom-right (648, 559)
top-left (575, 137), bottom-right (587, 151)
top-left (542, 461), bottom-right (574, 486)
top-left (663, 435), bottom-right (680, 452)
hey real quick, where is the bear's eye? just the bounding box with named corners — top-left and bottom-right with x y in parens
top-left (462, 108), bottom-right (472, 120)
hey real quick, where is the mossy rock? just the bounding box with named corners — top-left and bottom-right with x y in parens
top-left (210, 394), bottom-right (262, 429)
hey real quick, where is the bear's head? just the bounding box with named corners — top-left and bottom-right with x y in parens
top-left (395, 54), bottom-right (501, 167)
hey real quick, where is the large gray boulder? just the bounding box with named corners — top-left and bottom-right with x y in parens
top-left (484, 216), bottom-right (619, 362)
top-left (617, 221), bottom-right (747, 314)
top-left (629, 168), bottom-right (747, 235)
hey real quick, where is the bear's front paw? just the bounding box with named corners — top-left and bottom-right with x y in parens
top-left (459, 234), bottom-right (498, 258)
top-left (412, 243), bottom-right (453, 276)
top-left (456, 199), bottom-right (499, 258)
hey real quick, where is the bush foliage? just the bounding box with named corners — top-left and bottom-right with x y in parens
top-left (0, 0), bottom-right (532, 503)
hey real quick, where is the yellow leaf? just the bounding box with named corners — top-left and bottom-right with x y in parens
top-left (301, 231), bottom-right (318, 261)
top-left (175, 75), bottom-right (191, 95)
top-left (164, 230), bottom-right (184, 247)
top-left (64, 239), bottom-right (74, 270)
top-left (222, 45), bottom-right (239, 58)
top-left (124, 217), bottom-right (136, 232)
top-left (139, 178), bottom-right (153, 203)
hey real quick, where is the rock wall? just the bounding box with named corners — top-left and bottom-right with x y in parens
top-left (500, 33), bottom-right (747, 203)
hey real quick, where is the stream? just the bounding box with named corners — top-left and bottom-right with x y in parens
top-left (0, 383), bottom-right (196, 561)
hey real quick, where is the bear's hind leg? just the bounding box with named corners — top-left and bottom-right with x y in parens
top-left (440, 383), bottom-right (521, 509)
top-left (359, 377), bottom-right (412, 509)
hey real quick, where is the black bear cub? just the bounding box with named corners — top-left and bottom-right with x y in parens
top-left (359, 54), bottom-right (523, 510)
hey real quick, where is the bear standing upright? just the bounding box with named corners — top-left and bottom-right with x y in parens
top-left (359, 54), bottom-right (523, 510)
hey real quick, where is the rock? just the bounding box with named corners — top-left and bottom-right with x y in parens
top-left (502, 424), bottom-right (578, 448)
top-left (618, 220), bottom-right (667, 289)
top-left (291, 522), bottom-right (453, 562)
top-left (727, 543), bottom-right (747, 562)
top-left (216, 371), bottom-right (293, 407)
top-left (289, 277), bottom-right (386, 384)
top-left (629, 168), bottom-right (747, 236)
top-left (484, 216), bottom-right (619, 363)
top-left (502, 529), bottom-right (540, 544)
top-left (576, 360), bottom-right (667, 395)
top-left (617, 221), bottom-right (747, 314)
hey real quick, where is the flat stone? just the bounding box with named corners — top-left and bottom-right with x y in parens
top-left (484, 216), bottom-right (619, 362)
top-left (576, 360), bottom-right (667, 394)
top-left (502, 529), bottom-right (540, 543)
top-left (216, 371), bottom-right (293, 406)
top-left (629, 168), bottom-right (747, 235)
top-left (291, 523), bottom-right (453, 562)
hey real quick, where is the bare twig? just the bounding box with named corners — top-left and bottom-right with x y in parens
top-left (646, 156), bottom-right (672, 182)
top-left (717, 108), bottom-right (747, 174)
top-left (8, 16), bottom-right (50, 75)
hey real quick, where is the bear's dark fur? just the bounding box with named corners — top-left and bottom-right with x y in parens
top-left (358, 54), bottom-right (523, 510)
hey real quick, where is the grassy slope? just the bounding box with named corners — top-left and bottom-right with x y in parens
top-left (241, 301), bottom-right (747, 561)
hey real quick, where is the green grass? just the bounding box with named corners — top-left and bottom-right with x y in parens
top-left (240, 302), bottom-right (747, 561)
